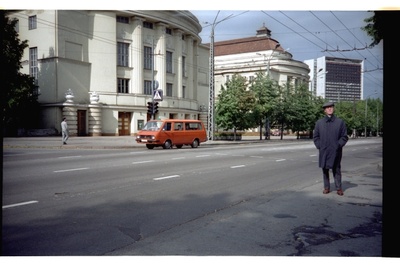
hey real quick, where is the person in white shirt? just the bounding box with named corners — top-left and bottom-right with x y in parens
top-left (61, 117), bottom-right (69, 145)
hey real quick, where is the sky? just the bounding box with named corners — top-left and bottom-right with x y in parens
top-left (190, 10), bottom-right (384, 100)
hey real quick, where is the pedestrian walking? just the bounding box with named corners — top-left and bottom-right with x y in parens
top-left (61, 117), bottom-right (69, 145)
top-left (313, 102), bottom-right (348, 196)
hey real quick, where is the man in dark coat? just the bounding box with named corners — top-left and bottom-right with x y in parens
top-left (313, 102), bottom-right (348, 196)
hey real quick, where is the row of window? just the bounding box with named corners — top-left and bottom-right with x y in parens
top-left (119, 43), bottom-right (184, 75)
top-left (118, 79), bottom-right (186, 98)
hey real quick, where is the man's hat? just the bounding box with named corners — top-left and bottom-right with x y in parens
top-left (322, 102), bottom-right (335, 108)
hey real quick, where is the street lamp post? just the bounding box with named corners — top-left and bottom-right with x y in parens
top-left (207, 12), bottom-right (233, 141)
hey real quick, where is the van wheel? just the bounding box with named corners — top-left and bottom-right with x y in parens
top-left (163, 140), bottom-right (172, 149)
top-left (191, 139), bottom-right (199, 148)
top-left (176, 145), bottom-right (183, 149)
top-left (146, 144), bottom-right (155, 149)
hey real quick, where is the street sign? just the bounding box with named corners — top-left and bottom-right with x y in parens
top-left (153, 89), bottom-right (163, 101)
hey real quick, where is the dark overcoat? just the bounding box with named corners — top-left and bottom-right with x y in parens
top-left (313, 114), bottom-right (348, 169)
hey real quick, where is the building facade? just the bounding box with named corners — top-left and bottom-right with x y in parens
top-left (10, 10), bottom-right (210, 136)
top-left (212, 25), bottom-right (311, 99)
top-left (304, 56), bottom-right (364, 102)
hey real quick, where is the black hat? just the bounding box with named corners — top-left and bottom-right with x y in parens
top-left (322, 102), bottom-right (335, 108)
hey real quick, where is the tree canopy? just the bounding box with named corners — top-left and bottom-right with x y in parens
top-left (1, 10), bottom-right (39, 136)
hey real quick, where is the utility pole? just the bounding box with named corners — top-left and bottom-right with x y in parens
top-left (207, 11), bottom-right (234, 141)
top-left (151, 38), bottom-right (155, 120)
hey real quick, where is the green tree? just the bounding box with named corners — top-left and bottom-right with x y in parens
top-left (1, 10), bottom-right (39, 136)
top-left (215, 74), bottom-right (256, 138)
top-left (289, 83), bottom-right (316, 139)
top-left (361, 11), bottom-right (386, 48)
top-left (249, 72), bottom-right (279, 139)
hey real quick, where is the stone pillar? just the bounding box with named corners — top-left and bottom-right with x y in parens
top-left (62, 106), bottom-right (77, 136)
top-left (88, 104), bottom-right (102, 136)
top-left (63, 89), bottom-right (77, 136)
top-left (88, 91), bottom-right (102, 136)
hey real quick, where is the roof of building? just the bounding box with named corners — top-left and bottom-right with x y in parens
top-left (203, 24), bottom-right (284, 56)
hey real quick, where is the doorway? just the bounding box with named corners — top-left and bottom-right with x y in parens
top-left (77, 110), bottom-right (87, 136)
top-left (118, 112), bottom-right (131, 136)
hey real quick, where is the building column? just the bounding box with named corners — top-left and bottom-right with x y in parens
top-left (88, 104), bottom-right (103, 136)
top-left (186, 35), bottom-right (194, 99)
top-left (132, 17), bottom-right (144, 94)
top-left (155, 22), bottom-right (167, 91)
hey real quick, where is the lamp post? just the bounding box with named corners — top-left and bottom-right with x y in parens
top-left (364, 92), bottom-right (377, 138)
top-left (207, 12), bottom-right (233, 141)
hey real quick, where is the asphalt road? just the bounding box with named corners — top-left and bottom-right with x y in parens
top-left (2, 137), bottom-right (387, 262)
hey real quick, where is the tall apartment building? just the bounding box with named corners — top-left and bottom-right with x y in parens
top-left (9, 10), bottom-right (210, 136)
top-left (304, 56), bottom-right (364, 102)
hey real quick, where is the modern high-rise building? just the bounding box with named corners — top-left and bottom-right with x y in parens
top-left (304, 56), bottom-right (364, 102)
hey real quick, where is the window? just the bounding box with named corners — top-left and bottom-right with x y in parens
top-left (117, 42), bottom-right (129, 67)
top-left (117, 78), bottom-right (129, 93)
top-left (166, 51), bottom-right (173, 73)
top-left (182, 56), bottom-right (186, 77)
top-left (144, 80), bottom-right (152, 95)
top-left (144, 46), bottom-right (153, 70)
top-left (117, 16), bottom-right (129, 24)
top-left (166, 83), bottom-right (173, 97)
top-left (28, 15), bottom-right (37, 30)
top-left (29, 47), bottom-right (38, 83)
top-left (143, 21), bottom-right (153, 29)
top-left (137, 120), bottom-right (144, 130)
top-left (182, 86), bottom-right (186, 98)
top-left (166, 28), bottom-right (172, 35)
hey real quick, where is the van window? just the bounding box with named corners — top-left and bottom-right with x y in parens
top-left (175, 122), bottom-right (184, 130)
top-left (185, 122), bottom-right (202, 130)
top-left (163, 122), bottom-right (172, 131)
top-left (142, 121), bottom-right (163, 131)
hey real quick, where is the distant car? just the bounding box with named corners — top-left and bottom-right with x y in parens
top-left (271, 129), bottom-right (280, 136)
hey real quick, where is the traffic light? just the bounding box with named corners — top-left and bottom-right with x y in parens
top-left (153, 102), bottom-right (159, 114)
top-left (147, 102), bottom-right (153, 115)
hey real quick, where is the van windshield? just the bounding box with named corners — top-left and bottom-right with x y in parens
top-left (142, 121), bottom-right (163, 131)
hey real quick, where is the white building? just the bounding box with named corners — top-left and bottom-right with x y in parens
top-left (212, 25), bottom-right (311, 98)
top-left (9, 10), bottom-right (210, 136)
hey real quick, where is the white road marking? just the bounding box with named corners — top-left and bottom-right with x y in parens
top-left (154, 175), bottom-right (180, 180)
top-left (3, 200), bottom-right (38, 209)
top-left (58, 156), bottom-right (82, 159)
top-left (231, 165), bottom-right (245, 168)
top-left (132, 160), bottom-right (154, 164)
top-left (276, 159), bottom-right (286, 162)
top-left (54, 168), bottom-right (88, 173)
